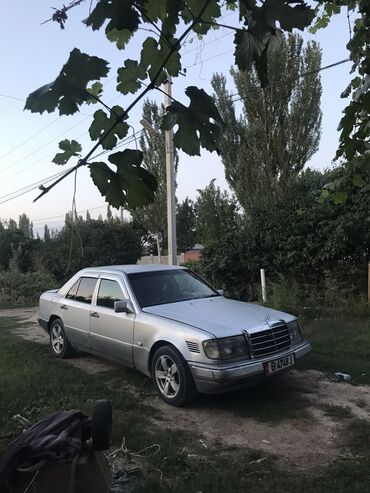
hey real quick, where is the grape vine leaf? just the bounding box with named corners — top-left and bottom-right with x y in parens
top-left (117, 60), bottom-right (147, 95)
top-left (89, 106), bottom-right (129, 150)
top-left (264, 0), bottom-right (315, 32)
top-left (86, 81), bottom-right (104, 104)
top-left (89, 149), bottom-right (157, 208)
top-left (161, 86), bottom-right (223, 156)
top-left (25, 49), bottom-right (109, 115)
top-left (84, 0), bottom-right (140, 33)
top-left (52, 139), bottom-right (82, 165)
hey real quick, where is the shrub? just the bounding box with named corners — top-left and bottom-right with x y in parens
top-left (0, 268), bottom-right (58, 305)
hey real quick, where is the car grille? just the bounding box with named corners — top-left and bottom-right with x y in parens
top-left (186, 341), bottom-right (200, 353)
top-left (248, 322), bottom-right (291, 357)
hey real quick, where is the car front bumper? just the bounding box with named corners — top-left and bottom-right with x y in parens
top-left (188, 341), bottom-right (311, 394)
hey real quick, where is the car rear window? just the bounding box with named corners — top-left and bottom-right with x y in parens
top-left (66, 279), bottom-right (80, 300)
top-left (97, 279), bottom-right (125, 309)
top-left (74, 277), bottom-right (97, 304)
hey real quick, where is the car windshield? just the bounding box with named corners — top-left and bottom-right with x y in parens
top-left (128, 269), bottom-right (220, 308)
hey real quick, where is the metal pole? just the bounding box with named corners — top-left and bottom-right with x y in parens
top-left (260, 268), bottom-right (267, 303)
top-left (368, 262), bottom-right (370, 304)
top-left (164, 76), bottom-right (177, 265)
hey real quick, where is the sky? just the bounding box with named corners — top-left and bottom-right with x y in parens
top-left (0, 2), bottom-right (352, 235)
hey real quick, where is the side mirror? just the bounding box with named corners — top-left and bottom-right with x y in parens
top-left (114, 300), bottom-right (130, 313)
top-left (217, 289), bottom-right (224, 296)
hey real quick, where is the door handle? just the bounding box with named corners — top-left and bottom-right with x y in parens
top-left (60, 304), bottom-right (68, 310)
top-left (90, 312), bottom-right (100, 318)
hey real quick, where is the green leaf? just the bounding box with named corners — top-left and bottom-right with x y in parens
top-left (89, 149), bottom-right (157, 208)
top-left (89, 106), bottom-right (129, 150)
top-left (117, 59), bottom-right (146, 95)
top-left (353, 173), bottom-right (365, 187)
top-left (161, 86), bottom-right (223, 156)
top-left (106, 28), bottom-right (133, 49)
top-left (162, 0), bottom-right (182, 36)
top-left (143, 0), bottom-right (167, 21)
top-left (109, 150), bottom-right (158, 207)
top-left (84, 0), bottom-right (140, 33)
top-left (267, 30), bottom-right (284, 55)
top-left (264, 0), bottom-right (315, 32)
top-left (140, 37), bottom-right (181, 83)
top-left (25, 48), bottom-right (109, 115)
top-left (90, 162), bottom-right (126, 208)
top-left (86, 82), bottom-right (103, 105)
top-left (332, 191), bottom-right (348, 205)
top-left (183, 0), bottom-right (221, 35)
top-left (234, 30), bottom-right (265, 72)
top-left (52, 139), bottom-right (82, 165)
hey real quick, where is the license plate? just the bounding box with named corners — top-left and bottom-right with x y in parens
top-left (264, 354), bottom-right (295, 375)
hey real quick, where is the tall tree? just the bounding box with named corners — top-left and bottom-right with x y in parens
top-left (44, 225), bottom-right (51, 243)
top-left (212, 33), bottom-right (322, 212)
top-left (131, 99), bottom-right (178, 259)
top-left (18, 213), bottom-right (34, 239)
top-left (195, 180), bottom-right (239, 247)
top-left (177, 197), bottom-right (197, 253)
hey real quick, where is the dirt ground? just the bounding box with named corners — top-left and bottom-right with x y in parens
top-left (4, 307), bottom-right (370, 470)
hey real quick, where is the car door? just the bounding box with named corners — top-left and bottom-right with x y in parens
top-left (60, 276), bottom-right (98, 349)
top-left (89, 275), bottom-right (135, 365)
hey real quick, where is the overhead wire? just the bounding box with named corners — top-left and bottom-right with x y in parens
top-left (31, 204), bottom-right (108, 223)
top-left (0, 75), bottom-right (116, 175)
top-left (0, 169), bottom-right (70, 205)
top-left (229, 58), bottom-right (351, 102)
top-left (0, 128), bottom-right (145, 207)
top-left (0, 93), bottom-right (25, 102)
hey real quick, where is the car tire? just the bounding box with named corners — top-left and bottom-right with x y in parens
top-left (49, 318), bottom-right (74, 359)
top-left (91, 400), bottom-right (112, 451)
top-left (151, 345), bottom-right (198, 407)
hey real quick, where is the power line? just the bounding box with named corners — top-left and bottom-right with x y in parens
top-left (229, 58), bottom-right (351, 102)
top-left (182, 30), bottom-right (233, 57)
top-left (32, 204), bottom-right (108, 223)
top-left (0, 116), bottom-right (91, 178)
top-left (0, 75), bottom-right (117, 174)
top-left (0, 117), bottom-right (62, 162)
top-left (0, 128), bottom-right (145, 207)
top-left (0, 93), bottom-right (25, 102)
top-left (184, 48), bottom-right (234, 69)
top-left (0, 169), bottom-right (70, 205)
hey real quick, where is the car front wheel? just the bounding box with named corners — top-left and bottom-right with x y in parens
top-left (49, 318), bottom-right (74, 359)
top-left (151, 345), bottom-right (197, 406)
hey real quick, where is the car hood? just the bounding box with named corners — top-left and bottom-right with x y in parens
top-left (143, 296), bottom-right (295, 338)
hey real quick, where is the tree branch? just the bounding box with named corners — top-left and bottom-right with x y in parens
top-left (34, 0), bottom-right (214, 202)
top-left (199, 20), bottom-right (240, 32)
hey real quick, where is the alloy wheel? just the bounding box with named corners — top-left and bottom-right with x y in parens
top-left (154, 355), bottom-right (180, 399)
top-left (51, 324), bottom-right (64, 354)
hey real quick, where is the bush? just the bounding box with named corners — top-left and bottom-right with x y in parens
top-left (0, 268), bottom-right (58, 305)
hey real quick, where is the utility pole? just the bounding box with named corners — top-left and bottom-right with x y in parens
top-left (164, 75), bottom-right (177, 265)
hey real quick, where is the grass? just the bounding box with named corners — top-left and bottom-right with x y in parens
top-left (297, 317), bottom-right (370, 385)
top-left (2, 314), bottom-right (370, 492)
top-left (321, 403), bottom-right (353, 420)
top-left (191, 379), bottom-right (312, 421)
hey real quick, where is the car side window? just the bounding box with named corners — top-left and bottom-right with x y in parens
top-left (97, 279), bottom-right (125, 309)
top-left (75, 277), bottom-right (97, 304)
top-left (66, 279), bottom-right (80, 300)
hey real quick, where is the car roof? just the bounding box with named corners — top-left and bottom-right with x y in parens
top-left (79, 264), bottom-right (187, 275)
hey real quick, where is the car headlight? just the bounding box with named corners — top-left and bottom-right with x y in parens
top-left (203, 335), bottom-right (250, 360)
top-left (287, 319), bottom-right (303, 344)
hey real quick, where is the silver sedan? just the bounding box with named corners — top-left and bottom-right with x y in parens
top-left (38, 265), bottom-right (311, 406)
